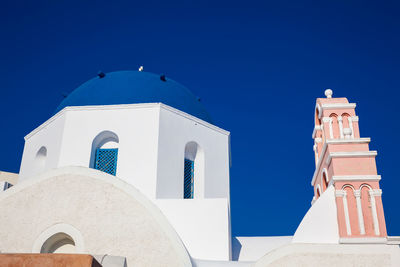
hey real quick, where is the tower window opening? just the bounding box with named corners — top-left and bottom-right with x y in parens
top-left (94, 148), bottom-right (118, 176)
top-left (184, 159), bottom-right (194, 199)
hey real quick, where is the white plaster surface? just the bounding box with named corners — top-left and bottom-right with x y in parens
top-left (292, 185), bottom-right (339, 244)
top-left (0, 170), bottom-right (18, 184)
top-left (0, 167), bottom-right (191, 267)
top-left (19, 112), bottom-right (66, 179)
top-left (232, 236), bottom-right (292, 261)
top-left (253, 243), bottom-right (400, 267)
top-left (156, 106), bottom-right (230, 199)
top-left (193, 259), bottom-right (252, 267)
top-left (17, 103), bottom-right (232, 261)
top-left (20, 103), bottom-right (230, 202)
top-left (156, 199), bottom-right (231, 261)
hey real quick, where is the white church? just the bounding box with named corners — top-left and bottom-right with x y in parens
top-left (0, 69), bottom-right (399, 266)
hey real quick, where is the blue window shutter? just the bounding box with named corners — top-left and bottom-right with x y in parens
top-left (94, 148), bottom-right (118, 176)
top-left (184, 159), bottom-right (194, 199)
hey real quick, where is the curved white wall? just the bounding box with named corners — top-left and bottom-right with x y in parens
top-left (0, 167), bottom-right (191, 267)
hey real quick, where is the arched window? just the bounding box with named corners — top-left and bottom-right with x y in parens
top-left (322, 171), bottom-right (329, 191)
top-left (329, 113), bottom-right (339, 139)
top-left (35, 146), bottom-right (47, 175)
top-left (40, 232), bottom-right (76, 254)
top-left (184, 142), bottom-right (204, 199)
top-left (343, 185), bottom-right (358, 235)
top-left (342, 113), bottom-right (351, 129)
top-left (360, 184), bottom-right (376, 236)
top-left (90, 131), bottom-right (119, 176)
top-left (316, 185), bottom-right (321, 198)
top-left (315, 107), bottom-right (321, 126)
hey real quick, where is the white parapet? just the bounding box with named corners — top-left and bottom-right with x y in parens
top-left (292, 185), bottom-right (339, 244)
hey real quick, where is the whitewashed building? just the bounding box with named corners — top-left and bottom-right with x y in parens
top-left (0, 70), bottom-right (399, 266)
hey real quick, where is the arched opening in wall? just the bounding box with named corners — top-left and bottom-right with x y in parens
top-left (184, 141), bottom-right (205, 199)
top-left (322, 172), bottom-right (329, 191)
top-left (360, 184), bottom-right (374, 235)
top-left (35, 146), bottom-right (47, 175)
top-left (329, 113), bottom-right (339, 139)
top-left (40, 233), bottom-right (76, 254)
top-left (315, 107), bottom-right (321, 126)
top-left (342, 113), bottom-right (351, 129)
top-left (343, 185), bottom-right (358, 235)
top-left (316, 185), bottom-right (321, 199)
top-left (90, 130), bottom-right (119, 176)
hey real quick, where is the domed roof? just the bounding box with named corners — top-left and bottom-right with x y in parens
top-left (55, 71), bottom-right (212, 123)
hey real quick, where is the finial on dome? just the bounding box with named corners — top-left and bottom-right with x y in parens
top-left (138, 66), bottom-right (144, 72)
top-left (325, 89), bottom-right (333, 98)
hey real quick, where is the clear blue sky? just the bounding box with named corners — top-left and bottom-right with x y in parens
top-left (1, 0), bottom-right (399, 236)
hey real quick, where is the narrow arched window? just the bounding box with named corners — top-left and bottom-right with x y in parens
top-left (322, 172), bottom-right (329, 190)
top-left (90, 131), bottom-right (119, 176)
top-left (329, 113), bottom-right (339, 139)
top-left (316, 185), bottom-right (321, 199)
top-left (184, 141), bottom-right (204, 199)
top-left (35, 146), bottom-right (47, 175)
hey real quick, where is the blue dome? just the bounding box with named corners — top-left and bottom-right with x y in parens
top-left (56, 71), bottom-right (212, 123)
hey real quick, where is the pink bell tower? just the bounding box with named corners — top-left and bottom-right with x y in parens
top-left (311, 89), bottom-right (387, 243)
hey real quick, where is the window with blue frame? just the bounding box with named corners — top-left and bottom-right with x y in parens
top-left (184, 159), bottom-right (194, 199)
top-left (94, 148), bottom-right (118, 176)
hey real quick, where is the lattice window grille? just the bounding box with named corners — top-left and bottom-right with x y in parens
top-left (184, 159), bottom-right (194, 199)
top-left (95, 148), bottom-right (118, 176)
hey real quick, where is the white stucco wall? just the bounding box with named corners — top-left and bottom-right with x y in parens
top-left (0, 167), bottom-right (191, 267)
top-left (19, 103), bottom-right (230, 202)
top-left (253, 243), bottom-right (400, 267)
top-left (156, 199), bottom-right (230, 261)
top-left (17, 103), bottom-right (232, 261)
top-left (233, 236), bottom-right (292, 261)
top-left (157, 106), bottom-right (230, 199)
top-left (58, 104), bottom-right (161, 198)
top-left (19, 113), bottom-right (66, 180)
top-left (292, 185), bottom-right (339, 244)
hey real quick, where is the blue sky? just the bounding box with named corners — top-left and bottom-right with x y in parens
top-left (1, 0), bottom-right (399, 236)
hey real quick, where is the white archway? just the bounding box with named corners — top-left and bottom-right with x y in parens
top-left (32, 223), bottom-right (85, 253)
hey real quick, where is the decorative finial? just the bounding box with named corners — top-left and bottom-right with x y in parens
top-left (138, 66), bottom-right (144, 72)
top-left (97, 71), bottom-right (105, 78)
top-left (325, 89), bottom-right (333, 98)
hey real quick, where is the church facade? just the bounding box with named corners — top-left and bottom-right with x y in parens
top-left (0, 70), bottom-right (399, 266)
